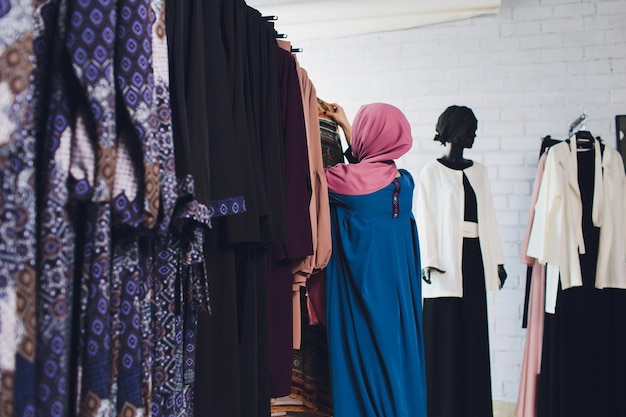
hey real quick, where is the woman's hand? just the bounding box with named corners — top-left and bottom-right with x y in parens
top-left (326, 103), bottom-right (352, 146)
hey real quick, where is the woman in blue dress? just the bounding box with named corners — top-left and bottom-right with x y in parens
top-left (323, 103), bottom-right (427, 417)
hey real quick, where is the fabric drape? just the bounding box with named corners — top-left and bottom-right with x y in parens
top-left (326, 171), bottom-right (427, 417)
top-left (516, 153), bottom-right (547, 417)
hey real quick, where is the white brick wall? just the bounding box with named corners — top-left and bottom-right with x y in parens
top-left (292, 0), bottom-right (626, 404)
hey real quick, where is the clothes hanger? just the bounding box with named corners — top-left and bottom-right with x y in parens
top-left (540, 135), bottom-right (562, 156)
top-left (264, 16), bottom-right (302, 52)
top-left (275, 31), bottom-right (287, 39)
top-left (575, 130), bottom-right (594, 151)
top-left (566, 113), bottom-right (595, 151)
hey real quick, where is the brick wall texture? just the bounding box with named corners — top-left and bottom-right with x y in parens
top-left (293, 0), bottom-right (626, 404)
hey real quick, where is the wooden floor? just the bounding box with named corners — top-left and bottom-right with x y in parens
top-left (272, 400), bottom-right (517, 417)
top-left (271, 404), bottom-right (330, 417)
top-left (271, 408), bottom-right (330, 417)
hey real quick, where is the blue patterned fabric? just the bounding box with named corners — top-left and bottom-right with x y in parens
top-left (80, 204), bottom-right (113, 414)
top-left (116, 0), bottom-right (161, 229)
top-left (113, 237), bottom-right (143, 413)
top-left (34, 4), bottom-right (78, 414)
top-left (0, 2), bottom-right (38, 415)
top-left (208, 195), bottom-right (246, 219)
top-left (66, 0), bottom-right (117, 203)
top-left (151, 176), bottom-right (212, 417)
top-left (0, 1), bottom-right (237, 416)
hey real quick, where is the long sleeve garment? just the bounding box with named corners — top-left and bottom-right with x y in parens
top-left (292, 58), bottom-right (331, 277)
top-left (291, 58), bottom-right (332, 349)
top-left (527, 140), bottom-right (626, 313)
top-left (268, 44), bottom-right (314, 398)
top-left (416, 160), bottom-right (504, 298)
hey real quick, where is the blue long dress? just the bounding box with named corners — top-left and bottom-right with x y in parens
top-left (326, 169), bottom-right (427, 417)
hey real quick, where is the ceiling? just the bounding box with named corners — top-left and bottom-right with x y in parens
top-left (246, 0), bottom-right (502, 41)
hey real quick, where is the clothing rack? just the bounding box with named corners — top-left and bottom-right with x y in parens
top-left (267, 16), bottom-right (303, 52)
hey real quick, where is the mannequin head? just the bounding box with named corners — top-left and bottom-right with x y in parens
top-left (433, 105), bottom-right (478, 149)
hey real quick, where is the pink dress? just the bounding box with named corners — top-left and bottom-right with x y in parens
top-left (516, 154), bottom-right (547, 417)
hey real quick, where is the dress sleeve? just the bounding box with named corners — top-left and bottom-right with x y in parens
top-left (416, 165), bottom-right (443, 271)
top-left (481, 167), bottom-right (505, 266)
top-left (527, 150), bottom-right (561, 265)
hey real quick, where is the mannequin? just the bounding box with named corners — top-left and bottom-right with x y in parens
top-left (421, 122), bottom-right (507, 285)
top-left (416, 105), bottom-right (506, 417)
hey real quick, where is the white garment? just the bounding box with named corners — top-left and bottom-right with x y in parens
top-left (527, 140), bottom-right (626, 313)
top-left (595, 147), bottom-right (626, 289)
top-left (416, 160), bottom-right (504, 298)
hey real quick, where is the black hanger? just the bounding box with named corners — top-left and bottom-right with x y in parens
top-left (575, 130), bottom-right (594, 150)
top-left (575, 130), bottom-right (594, 140)
top-left (540, 135), bottom-right (563, 156)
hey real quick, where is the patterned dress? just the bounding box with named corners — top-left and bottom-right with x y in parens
top-left (0, 2), bottom-right (223, 417)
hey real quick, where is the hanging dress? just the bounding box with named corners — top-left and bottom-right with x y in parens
top-left (516, 153), bottom-right (548, 417)
top-left (326, 169), bottom-right (427, 417)
top-left (286, 115), bottom-right (339, 417)
top-left (537, 146), bottom-right (626, 417)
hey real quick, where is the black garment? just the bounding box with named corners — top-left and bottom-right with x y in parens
top-left (211, 0), bottom-right (262, 245)
top-left (166, 0), bottom-right (211, 206)
top-left (268, 46), bottom-right (313, 397)
top-left (183, 2), bottom-right (288, 417)
top-left (422, 173), bottom-right (493, 417)
top-left (195, 226), bottom-right (241, 416)
top-left (245, 6), bottom-right (286, 246)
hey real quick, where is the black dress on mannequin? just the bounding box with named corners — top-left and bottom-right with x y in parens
top-left (422, 162), bottom-right (494, 417)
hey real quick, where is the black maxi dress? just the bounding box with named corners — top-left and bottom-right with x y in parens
top-left (422, 170), bottom-right (494, 417)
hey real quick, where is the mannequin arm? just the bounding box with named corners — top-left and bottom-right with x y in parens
top-left (421, 266), bottom-right (446, 284)
top-left (498, 264), bottom-right (507, 288)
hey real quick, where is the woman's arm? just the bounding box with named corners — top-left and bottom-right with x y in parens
top-left (325, 103), bottom-right (352, 146)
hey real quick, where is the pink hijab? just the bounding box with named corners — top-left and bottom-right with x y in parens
top-left (325, 103), bottom-right (412, 195)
